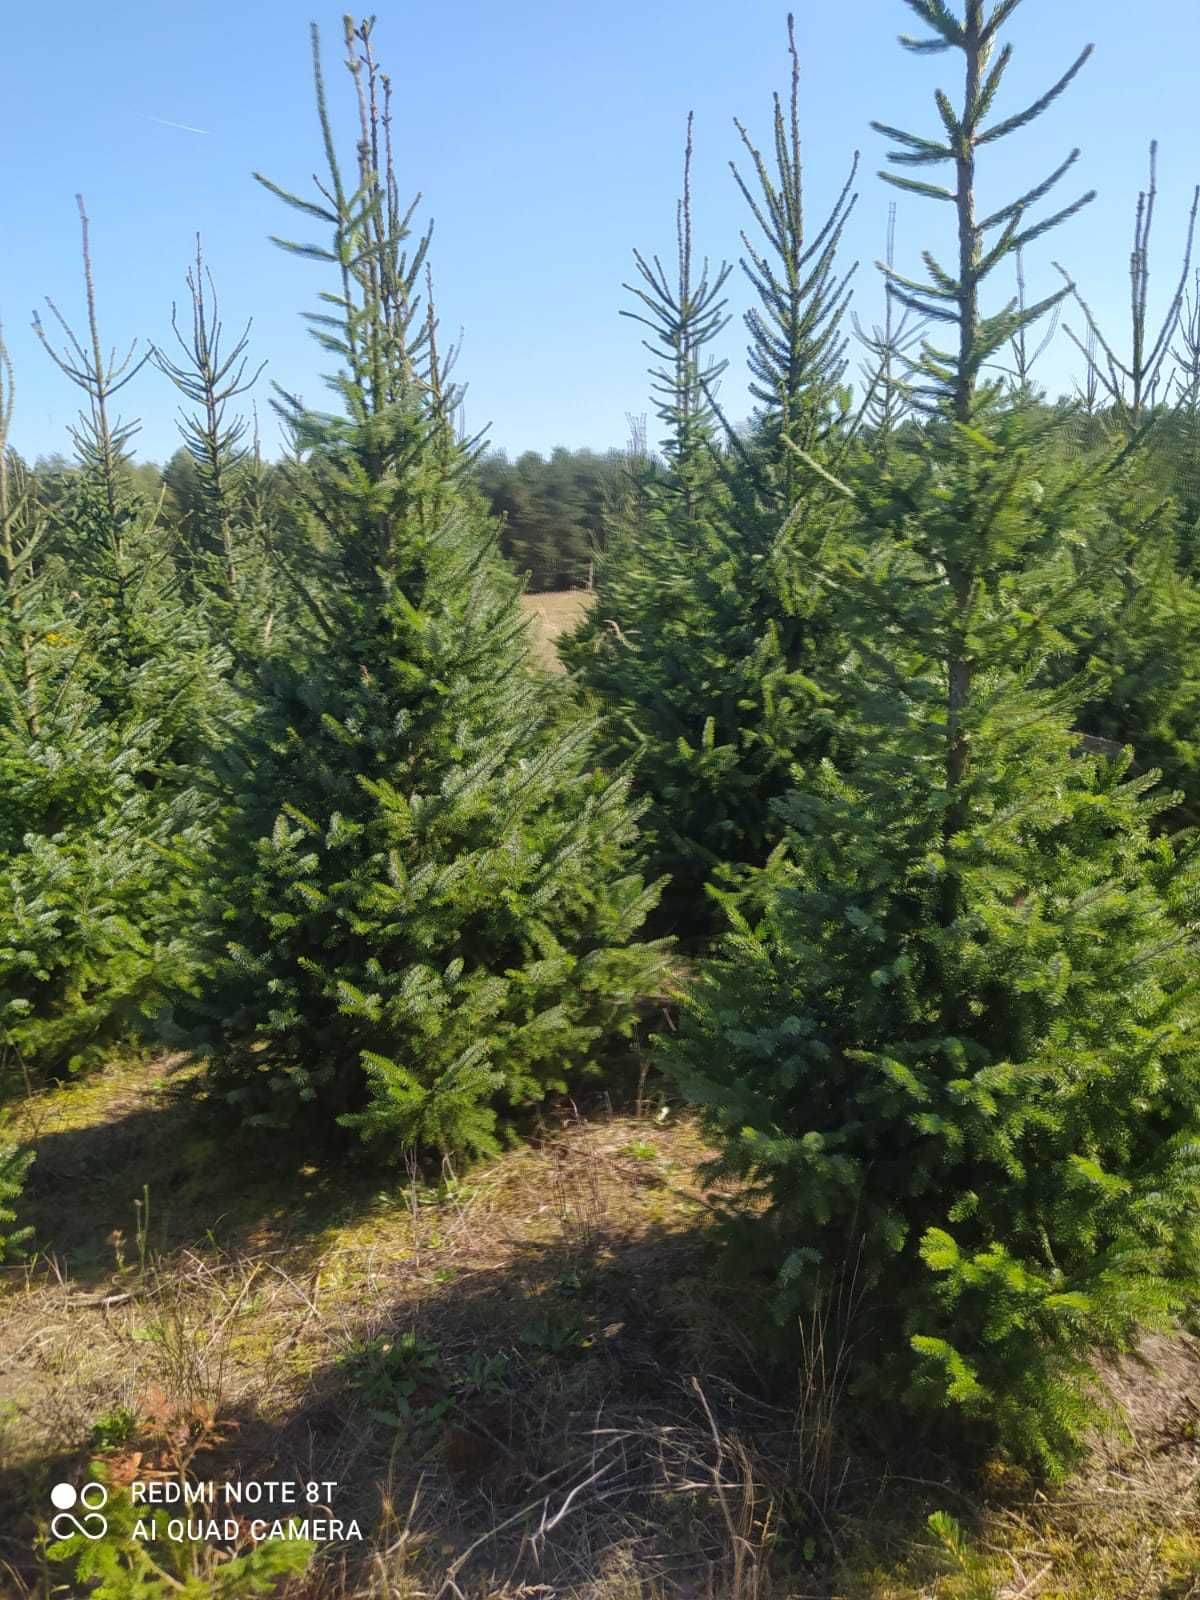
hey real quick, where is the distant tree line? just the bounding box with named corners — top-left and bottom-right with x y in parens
top-left (23, 443), bottom-right (646, 599)
top-left (473, 445), bottom-right (643, 592)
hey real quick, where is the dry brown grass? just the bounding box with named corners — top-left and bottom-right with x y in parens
top-left (519, 590), bottom-right (594, 672)
top-left (5, 1059), bottom-right (1200, 1599)
top-left (0, 1062), bottom-right (768, 1597)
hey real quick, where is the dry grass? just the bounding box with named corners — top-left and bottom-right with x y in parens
top-left (5, 1058), bottom-right (1200, 1599)
top-left (0, 1062), bottom-right (763, 1596)
top-left (519, 590), bottom-right (594, 672)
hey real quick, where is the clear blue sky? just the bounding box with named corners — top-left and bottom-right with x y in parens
top-left (2, 0), bottom-right (1197, 465)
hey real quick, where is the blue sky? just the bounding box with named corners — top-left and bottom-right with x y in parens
top-left (2, 0), bottom-right (1197, 465)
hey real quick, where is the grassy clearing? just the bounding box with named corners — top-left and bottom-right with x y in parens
top-left (519, 590), bottom-right (594, 672)
top-left (3, 1057), bottom-right (1200, 1598)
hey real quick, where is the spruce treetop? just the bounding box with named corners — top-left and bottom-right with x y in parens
top-left (874, 0), bottom-right (1095, 421)
top-left (621, 112), bottom-right (731, 510)
top-left (32, 197), bottom-right (149, 520)
top-left (731, 13), bottom-right (859, 490)
top-left (152, 239), bottom-right (267, 598)
top-left (252, 17), bottom-right (489, 621)
top-left (1059, 142), bottom-right (1199, 433)
top-left (255, 18), bottom-right (429, 415)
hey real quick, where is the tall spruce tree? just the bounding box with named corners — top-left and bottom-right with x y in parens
top-left (175, 17), bottom-right (664, 1158)
top-left (565, 28), bottom-right (860, 939)
top-left (666, 0), bottom-right (1200, 1475)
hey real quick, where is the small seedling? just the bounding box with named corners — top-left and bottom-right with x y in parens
top-left (927, 1511), bottom-right (1000, 1600)
top-left (622, 1140), bottom-right (658, 1162)
top-left (89, 1406), bottom-right (140, 1450)
top-left (555, 1266), bottom-right (594, 1295)
top-left (340, 1332), bottom-right (453, 1436)
top-left (133, 1184), bottom-right (151, 1281)
top-left (458, 1351), bottom-right (513, 1396)
top-left (410, 1175), bottom-right (477, 1208)
top-left (520, 1310), bottom-right (593, 1360)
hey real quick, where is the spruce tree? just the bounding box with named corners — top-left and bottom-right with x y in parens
top-left (0, 1138), bottom-right (33, 1262)
top-left (1053, 149), bottom-right (1200, 826)
top-left (0, 332), bottom-right (185, 1080)
top-left (565, 30), bottom-right (860, 939)
top-left (32, 198), bottom-right (233, 783)
top-left (175, 18), bottom-right (664, 1159)
top-left (563, 115), bottom-right (749, 934)
top-left (151, 240), bottom-right (278, 667)
top-left (1, 204), bottom-right (223, 1081)
top-left (666, 0), bottom-right (1200, 1475)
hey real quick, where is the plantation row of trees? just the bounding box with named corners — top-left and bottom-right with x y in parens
top-left (567, 2), bottom-right (1200, 1476)
top-left (0, 20), bottom-right (666, 1163)
top-left (5, 0), bottom-right (1200, 1487)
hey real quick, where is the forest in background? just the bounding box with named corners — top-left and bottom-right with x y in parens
top-left (21, 443), bottom-right (633, 597)
top-left (5, 3), bottom-right (1200, 1597)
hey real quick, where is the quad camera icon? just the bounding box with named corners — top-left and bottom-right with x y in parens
top-left (50, 1481), bottom-right (109, 1540)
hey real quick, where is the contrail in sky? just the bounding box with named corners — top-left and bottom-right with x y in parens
top-left (140, 114), bottom-right (213, 136)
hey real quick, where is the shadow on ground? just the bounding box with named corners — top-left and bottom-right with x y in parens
top-left (17, 1122), bottom-right (374, 1296)
top-left (0, 1171), bottom-right (975, 1599)
top-left (8, 1065), bottom-right (1200, 1598)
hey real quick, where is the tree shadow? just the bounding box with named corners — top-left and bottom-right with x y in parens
top-left (3, 1220), bottom-right (984, 1597)
top-left (0, 1083), bottom-right (1020, 1598)
top-left (8, 1054), bottom-right (673, 1291)
top-left (214, 1231), bottom-right (1037, 1594)
top-left (8, 1056), bottom-right (406, 1289)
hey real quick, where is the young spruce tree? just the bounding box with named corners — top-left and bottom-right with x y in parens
top-left (562, 115), bottom-right (746, 936)
top-left (6, 204), bottom-right (226, 1078)
top-left (152, 240), bottom-right (280, 671)
top-left (1055, 150), bottom-right (1200, 827)
top-left (1, 280), bottom-right (210, 1086)
top-left (32, 201), bottom-right (232, 783)
top-left (565, 24), bottom-right (860, 939)
top-left (178, 19), bottom-right (664, 1159)
top-left (667, 0), bottom-right (1200, 1475)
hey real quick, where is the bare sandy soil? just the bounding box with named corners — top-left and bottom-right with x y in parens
top-left (519, 589), bottom-right (594, 671)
